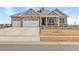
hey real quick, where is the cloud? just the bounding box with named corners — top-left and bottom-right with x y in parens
top-left (64, 9), bottom-right (72, 14)
top-left (4, 7), bottom-right (16, 15)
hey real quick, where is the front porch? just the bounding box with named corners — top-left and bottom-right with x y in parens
top-left (39, 16), bottom-right (67, 29)
top-left (40, 17), bottom-right (60, 28)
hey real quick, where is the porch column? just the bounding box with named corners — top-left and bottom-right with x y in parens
top-left (64, 17), bottom-right (67, 26)
top-left (11, 17), bottom-right (13, 27)
top-left (40, 16), bottom-right (42, 27)
top-left (57, 17), bottom-right (60, 26)
top-left (20, 17), bottom-right (23, 27)
top-left (46, 16), bottom-right (48, 27)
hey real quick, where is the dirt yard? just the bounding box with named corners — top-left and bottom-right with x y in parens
top-left (40, 28), bottom-right (79, 42)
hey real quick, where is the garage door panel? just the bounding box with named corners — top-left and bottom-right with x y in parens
top-left (12, 21), bottom-right (20, 27)
top-left (23, 21), bottom-right (39, 27)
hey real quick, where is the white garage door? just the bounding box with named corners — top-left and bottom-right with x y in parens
top-left (12, 20), bottom-right (20, 27)
top-left (23, 20), bottom-right (39, 27)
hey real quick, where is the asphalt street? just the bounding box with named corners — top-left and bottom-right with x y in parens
top-left (0, 42), bottom-right (79, 51)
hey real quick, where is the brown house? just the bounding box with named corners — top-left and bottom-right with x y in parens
top-left (11, 8), bottom-right (68, 28)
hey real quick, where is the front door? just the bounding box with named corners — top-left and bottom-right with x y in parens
top-left (42, 17), bottom-right (46, 25)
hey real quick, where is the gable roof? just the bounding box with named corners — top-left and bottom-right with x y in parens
top-left (54, 9), bottom-right (68, 17)
top-left (47, 11), bottom-right (59, 17)
top-left (21, 8), bottom-right (40, 16)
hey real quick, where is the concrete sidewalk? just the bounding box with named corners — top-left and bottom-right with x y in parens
top-left (0, 42), bottom-right (79, 51)
top-left (0, 41), bottom-right (79, 44)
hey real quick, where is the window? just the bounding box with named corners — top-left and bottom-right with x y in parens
top-left (59, 18), bottom-right (64, 23)
top-left (35, 19), bottom-right (38, 21)
top-left (14, 19), bottom-right (16, 21)
top-left (17, 19), bottom-right (19, 21)
top-left (32, 18), bottom-right (38, 21)
top-left (24, 19), bottom-right (27, 21)
top-left (14, 19), bottom-right (20, 21)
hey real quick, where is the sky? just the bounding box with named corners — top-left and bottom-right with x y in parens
top-left (0, 7), bottom-right (79, 25)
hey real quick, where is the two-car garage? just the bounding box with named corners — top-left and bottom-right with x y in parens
top-left (12, 18), bottom-right (39, 27)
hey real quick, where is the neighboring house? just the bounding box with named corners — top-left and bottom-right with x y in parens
top-left (10, 8), bottom-right (68, 27)
top-left (0, 24), bottom-right (4, 28)
top-left (0, 24), bottom-right (11, 28)
top-left (4, 24), bottom-right (11, 27)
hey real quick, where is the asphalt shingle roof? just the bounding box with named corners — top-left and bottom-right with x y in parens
top-left (11, 8), bottom-right (68, 17)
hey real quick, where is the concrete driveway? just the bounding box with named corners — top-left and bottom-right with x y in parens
top-left (0, 27), bottom-right (40, 41)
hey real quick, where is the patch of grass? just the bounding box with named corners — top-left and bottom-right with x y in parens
top-left (41, 29), bottom-right (79, 36)
top-left (40, 28), bottom-right (79, 42)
